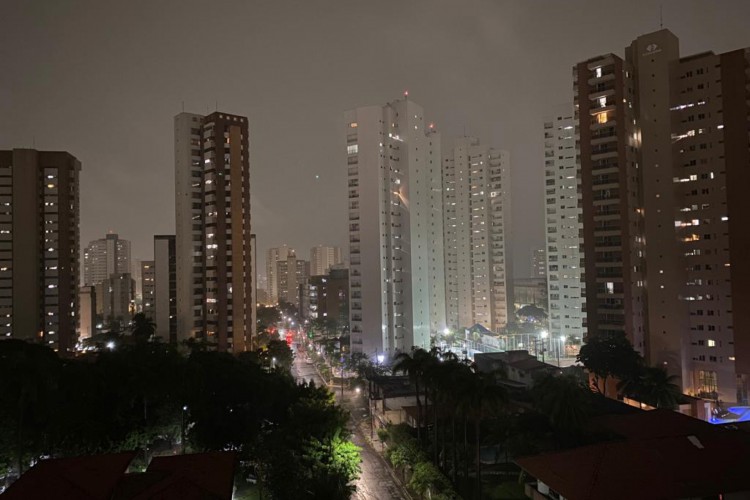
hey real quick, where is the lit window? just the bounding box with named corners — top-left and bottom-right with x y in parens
top-left (707, 339), bottom-right (716, 347)
top-left (595, 67), bottom-right (602, 78)
top-left (596, 112), bottom-right (608, 124)
top-left (349, 122), bottom-right (358, 128)
top-left (347, 144), bottom-right (358, 155)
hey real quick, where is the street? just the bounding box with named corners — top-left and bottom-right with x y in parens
top-left (292, 351), bottom-right (408, 500)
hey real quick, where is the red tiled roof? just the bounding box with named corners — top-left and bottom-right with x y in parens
top-left (131, 451), bottom-right (237, 500)
top-left (517, 410), bottom-right (750, 500)
top-left (1, 451), bottom-right (237, 500)
top-left (1, 451), bottom-right (137, 500)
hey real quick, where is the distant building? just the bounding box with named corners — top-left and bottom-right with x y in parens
top-left (443, 137), bottom-right (512, 332)
top-left (154, 235), bottom-right (176, 343)
top-left (174, 111), bottom-right (255, 352)
top-left (345, 96), bottom-right (446, 359)
top-left (277, 251), bottom-right (309, 311)
top-left (141, 260), bottom-right (155, 318)
top-left (266, 245), bottom-right (294, 304)
top-left (83, 233), bottom-right (131, 286)
top-left (0, 149), bottom-right (80, 352)
top-left (543, 108), bottom-right (586, 344)
top-left (310, 245), bottom-right (342, 276)
top-left (513, 278), bottom-right (548, 310)
top-left (78, 285), bottom-right (96, 341)
top-left (308, 268), bottom-right (349, 329)
top-left (97, 273), bottom-right (134, 326)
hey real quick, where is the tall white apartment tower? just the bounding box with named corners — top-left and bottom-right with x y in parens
top-left (543, 109), bottom-right (586, 342)
top-left (310, 245), bottom-right (342, 276)
top-left (83, 233), bottom-right (131, 286)
top-left (345, 96), bottom-right (446, 359)
top-left (443, 137), bottom-right (512, 333)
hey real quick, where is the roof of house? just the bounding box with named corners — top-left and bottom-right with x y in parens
top-left (1, 451), bottom-right (237, 500)
top-left (517, 409), bottom-right (750, 500)
top-left (1, 452), bottom-right (137, 500)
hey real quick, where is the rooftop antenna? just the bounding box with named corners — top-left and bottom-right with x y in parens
top-left (660, 4), bottom-right (663, 28)
top-left (181, 100), bottom-right (185, 112)
top-left (215, 100), bottom-right (218, 111)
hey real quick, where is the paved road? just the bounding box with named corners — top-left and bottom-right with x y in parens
top-left (292, 352), bottom-right (408, 500)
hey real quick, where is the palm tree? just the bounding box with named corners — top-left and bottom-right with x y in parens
top-left (639, 366), bottom-right (681, 409)
top-left (460, 369), bottom-right (508, 499)
top-left (533, 374), bottom-right (590, 442)
top-left (393, 348), bottom-right (431, 441)
top-left (131, 313), bottom-right (156, 343)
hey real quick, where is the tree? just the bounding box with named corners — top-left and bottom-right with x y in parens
top-left (460, 369), bottom-right (508, 499)
top-left (577, 331), bottom-right (641, 397)
top-left (620, 365), bottom-right (681, 409)
top-left (393, 348), bottom-right (432, 441)
top-left (516, 305), bottom-right (547, 323)
top-left (256, 305), bottom-right (281, 334)
top-left (131, 313), bottom-right (155, 343)
top-left (409, 461), bottom-right (452, 500)
top-left (532, 374), bottom-right (590, 439)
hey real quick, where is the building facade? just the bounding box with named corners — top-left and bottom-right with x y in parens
top-left (83, 233), bottom-right (131, 286)
top-left (310, 245), bottom-right (342, 277)
top-left (308, 268), bottom-right (349, 329)
top-left (276, 251), bottom-right (309, 310)
top-left (443, 137), bottom-right (511, 333)
top-left (78, 285), bottom-right (96, 341)
top-left (576, 29), bottom-right (750, 402)
top-left (266, 245), bottom-right (294, 304)
top-left (544, 110), bottom-right (586, 343)
top-left (141, 260), bottom-right (155, 318)
top-left (531, 247), bottom-right (546, 278)
top-left (174, 111), bottom-right (255, 353)
top-left (345, 96), bottom-right (446, 359)
top-left (154, 235), bottom-right (176, 343)
top-left (0, 149), bottom-right (80, 352)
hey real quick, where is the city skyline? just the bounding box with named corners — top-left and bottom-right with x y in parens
top-left (5, 1), bottom-right (750, 279)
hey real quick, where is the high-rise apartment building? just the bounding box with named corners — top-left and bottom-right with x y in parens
top-left (544, 110), bottom-right (586, 342)
top-left (0, 149), bottom-right (80, 352)
top-left (345, 96), bottom-right (446, 359)
top-left (175, 111), bottom-right (254, 353)
top-left (531, 247), bottom-right (547, 278)
top-left (141, 260), bottom-right (155, 318)
top-left (277, 251), bottom-right (309, 310)
top-left (154, 235), bottom-right (176, 343)
top-left (266, 245), bottom-right (294, 304)
top-left (308, 268), bottom-right (349, 328)
top-left (576, 29), bottom-right (750, 403)
top-left (96, 273), bottom-right (134, 325)
top-left (310, 245), bottom-right (342, 276)
top-left (443, 137), bottom-right (511, 333)
top-left (83, 233), bottom-right (131, 286)
top-left (78, 285), bottom-right (96, 340)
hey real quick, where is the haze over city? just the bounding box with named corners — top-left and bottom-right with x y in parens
top-left (4, 0), bottom-right (749, 276)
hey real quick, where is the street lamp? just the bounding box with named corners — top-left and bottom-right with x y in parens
top-left (272, 357), bottom-right (276, 370)
top-left (181, 405), bottom-right (188, 454)
top-left (377, 354), bottom-right (384, 365)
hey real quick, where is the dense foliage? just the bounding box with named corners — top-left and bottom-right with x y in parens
top-left (0, 338), bottom-right (360, 498)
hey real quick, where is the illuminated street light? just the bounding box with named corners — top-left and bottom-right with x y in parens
top-left (106, 341), bottom-right (115, 350)
top-left (540, 330), bottom-right (549, 339)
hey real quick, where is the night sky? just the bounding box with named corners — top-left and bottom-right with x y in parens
top-left (3, 0), bottom-right (749, 280)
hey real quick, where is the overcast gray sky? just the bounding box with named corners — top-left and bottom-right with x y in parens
top-left (2, 0), bottom-right (749, 280)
